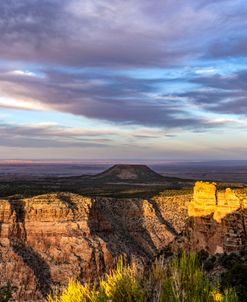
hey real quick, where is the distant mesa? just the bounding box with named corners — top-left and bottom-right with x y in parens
top-left (89, 164), bottom-right (181, 183)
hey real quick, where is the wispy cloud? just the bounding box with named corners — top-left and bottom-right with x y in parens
top-left (0, 68), bottom-right (231, 129)
top-left (0, 121), bottom-right (175, 149)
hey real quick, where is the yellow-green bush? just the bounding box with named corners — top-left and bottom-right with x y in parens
top-left (100, 257), bottom-right (143, 302)
top-left (46, 281), bottom-right (99, 302)
top-left (46, 253), bottom-right (238, 302)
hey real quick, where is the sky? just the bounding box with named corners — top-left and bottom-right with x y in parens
top-left (0, 0), bottom-right (246, 161)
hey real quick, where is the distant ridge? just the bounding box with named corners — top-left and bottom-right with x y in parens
top-left (90, 164), bottom-right (182, 183)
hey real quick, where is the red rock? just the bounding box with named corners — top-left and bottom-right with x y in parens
top-left (0, 192), bottom-right (190, 301)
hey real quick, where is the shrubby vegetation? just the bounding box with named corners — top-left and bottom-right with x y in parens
top-left (46, 252), bottom-right (238, 302)
top-left (219, 252), bottom-right (247, 301)
top-left (198, 250), bottom-right (247, 302)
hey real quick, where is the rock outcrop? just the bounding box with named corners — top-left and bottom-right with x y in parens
top-left (0, 192), bottom-right (190, 301)
top-left (186, 182), bottom-right (247, 254)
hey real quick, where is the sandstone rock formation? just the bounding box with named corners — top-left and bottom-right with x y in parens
top-left (0, 192), bottom-right (190, 301)
top-left (188, 181), bottom-right (217, 217)
top-left (186, 182), bottom-right (247, 254)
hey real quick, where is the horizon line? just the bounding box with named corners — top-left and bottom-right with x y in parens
top-left (0, 159), bottom-right (246, 164)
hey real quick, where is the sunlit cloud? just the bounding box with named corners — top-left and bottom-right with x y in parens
top-left (9, 70), bottom-right (36, 77)
top-left (194, 68), bottom-right (217, 75)
top-left (0, 97), bottom-right (48, 111)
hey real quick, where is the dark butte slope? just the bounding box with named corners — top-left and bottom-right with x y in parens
top-left (89, 164), bottom-right (183, 183)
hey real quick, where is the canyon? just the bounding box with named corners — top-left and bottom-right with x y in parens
top-left (0, 177), bottom-right (247, 301)
top-left (0, 191), bottom-right (190, 301)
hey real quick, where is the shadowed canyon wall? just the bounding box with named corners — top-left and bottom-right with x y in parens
top-left (0, 192), bottom-right (190, 301)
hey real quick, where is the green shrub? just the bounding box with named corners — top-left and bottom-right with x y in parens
top-left (219, 253), bottom-right (241, 269)
top-left (221, 263), bottom-right (247, 301)
top-left (160, 252), bottom-right (212, 301)
top-left (197, 250), bottom-right (209, 264)
top-left (203, 256), bottom-right (216, 272)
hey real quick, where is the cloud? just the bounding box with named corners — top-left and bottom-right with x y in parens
top-left (8, 70), bottom-right (37, 77)
top-left (1, 0), bottom-right (244, 67)
top-left (0, 0), bottom-right (246, 159)
top-left (0, 68), bottom-right (224, 129)
top-left (194, 68), bottom-right (217, 75)
top-left (0, 122), bottom-right (112, 148)
top-left (181, 71), bottom-right (247, 116)
top-left (0, 120), bottom-right (175, 149)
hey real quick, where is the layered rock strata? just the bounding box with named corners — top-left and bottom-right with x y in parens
top-left (0, 192), bottom-right (190, 301)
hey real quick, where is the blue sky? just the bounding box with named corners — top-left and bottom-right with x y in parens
top-left (0, 0), bottom-right (246, 160)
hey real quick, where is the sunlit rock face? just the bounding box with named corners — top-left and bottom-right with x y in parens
top-left (0, 192), bottom-right (190, 301)
top-left (188, 182), bottom-right (217, 217)
top-left (214, 188), bottom-right (242, 222)
top-left (186, 182), bottom-right (247, 254)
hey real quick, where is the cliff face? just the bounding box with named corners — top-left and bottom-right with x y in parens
top-left (0, 192), bottom-right (190, 301)
top-left (186, 182), bottom-right (247, 254)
